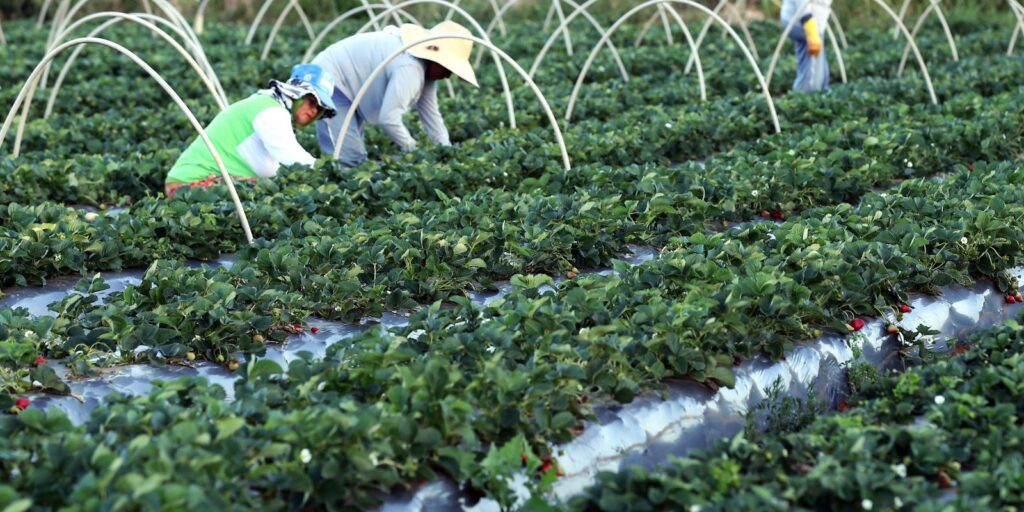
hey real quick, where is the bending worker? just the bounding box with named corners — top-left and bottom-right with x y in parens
top-left (780, 0), bottom-right (832, 92)
top-left (164, 63), bottom-right (336, 197)
top-left (311, 21), bottom-right (477, 167)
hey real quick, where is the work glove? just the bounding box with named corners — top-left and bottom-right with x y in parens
top-left (802, 15), bottom-right (823, 57)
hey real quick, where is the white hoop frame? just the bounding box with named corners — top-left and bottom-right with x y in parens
top-left (482, 0), bottom-right (615, 73)
top-left (526, 0), bottom-right (631, 82)
top-left (0, 18), bottom-right (6, 46)
top-left (43, 13), bottom-right (228, 121)
top-left (444, 0), bottom-right (507, 37)
top-left (765, 0), bottom-right (937, 105)
top-left (682, 0), bottom-right (760, 74)
top-left (47, 9), bottom-right (227, 106)
top-left (244, 0), bottom-right (315, 46)
top-left (0, 37), bottom-right (254, 245)
top-left (1009, 0), bottom-right (1024, 55)
top-left (43, 0), bottom-right (213, 96)
top-left (332, 34), bottom-right (572, 171)
top-left (356, 0), bottom-right (518, 129)
top-left (302, 4), bottom-right (420, 62)
top-left (897, 0), bottom-right (959, 76)
top-left (566, 0), bottom-right (779, 133)
top-left (763, 2), bottom-right (849, 89)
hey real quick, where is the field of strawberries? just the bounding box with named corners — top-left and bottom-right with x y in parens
top-left (1, 2), bottom-right (1024, 510)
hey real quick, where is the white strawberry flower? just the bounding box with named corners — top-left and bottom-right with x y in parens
top-left (960, 237), bottom-right (968, 245)
top-left (862, 499), bottom-right (873, 510)
top-left (751, 190), bottom-right (759, 197)
top-left (893, 463), bottom-right (907, 478)
top-left (894, 497), bottom-right (904, 508)
top-left (300, 448), bottom-right (312, 464)
top-left (934, 395), bottom-right (945, 405)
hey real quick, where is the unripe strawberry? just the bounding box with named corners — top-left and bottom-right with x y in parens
top-left (185, 352), bottom-right (196, 361)
top-left (253, 334), bottom-right (265, 343)
top-left (887, 325), bottom-right (900, 334)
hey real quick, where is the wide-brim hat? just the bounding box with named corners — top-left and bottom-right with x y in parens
top-left (401, 21), bottom-right (478, 88)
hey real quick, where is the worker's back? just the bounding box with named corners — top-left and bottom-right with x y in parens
top-left (313, 27), bottom-right (426, 126)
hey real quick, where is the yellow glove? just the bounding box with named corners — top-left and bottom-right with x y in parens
top-left (803, 17), bottom-right (822, 57)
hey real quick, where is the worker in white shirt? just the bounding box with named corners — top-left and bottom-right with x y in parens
top-left (780, 0), bottom-right (832, 92)
top-left (164, 63), bottom-right (336, 197)
top-left (312, 21), bottom-right (477, 167)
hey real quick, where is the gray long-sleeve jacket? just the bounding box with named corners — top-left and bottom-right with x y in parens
top-left (312, 26), bottom-right (450, 151)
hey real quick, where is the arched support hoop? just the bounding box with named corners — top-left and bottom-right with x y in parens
top-left (0, 37), bottom-right (254, 245)
top-left (567, 0), bottom-right (776, 132)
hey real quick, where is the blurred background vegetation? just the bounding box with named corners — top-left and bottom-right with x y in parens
top-left (0, 0), bottom-right (1014, 28)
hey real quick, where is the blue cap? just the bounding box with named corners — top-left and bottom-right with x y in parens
top-left (288, 63), bottom-right (337, 118)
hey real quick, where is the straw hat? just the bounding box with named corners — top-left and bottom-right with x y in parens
top-left (401, 21), bottom-right (478, 88)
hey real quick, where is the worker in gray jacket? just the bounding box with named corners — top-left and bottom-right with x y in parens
top-left (312, 21), bottom-right (478, 167)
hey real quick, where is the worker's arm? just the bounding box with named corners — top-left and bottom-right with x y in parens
top-left (252, 107), bottom-right (316, 176)
top-left (417, 81), bottom-right (451, 147)
top-left (378, 64), bottom-right (424, 152)
top-left (801, 14), bottom-right (822, 57)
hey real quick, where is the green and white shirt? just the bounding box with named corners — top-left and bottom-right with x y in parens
top-left (166, 92), bottom-right (315, 184)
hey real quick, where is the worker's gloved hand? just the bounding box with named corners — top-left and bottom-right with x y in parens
top-left (802, 16), bottom-right (823, 57)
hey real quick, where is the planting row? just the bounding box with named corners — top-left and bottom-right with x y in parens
top-left (2, 158), bottom-right (1024, 507)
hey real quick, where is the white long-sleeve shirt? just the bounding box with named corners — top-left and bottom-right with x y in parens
top-left (238, 105), bottom-right (317, 177)
top-left (781, 0), bottom-right (832, 32)
top-left (313, 26), bottom-right (450, 151)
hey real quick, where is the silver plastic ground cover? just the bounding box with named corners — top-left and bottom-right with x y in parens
top-left (1, 251), bottom-right (1021, 511)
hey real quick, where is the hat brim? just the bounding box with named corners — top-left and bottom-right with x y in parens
top-left (401, 24), bottom-right (479, 88)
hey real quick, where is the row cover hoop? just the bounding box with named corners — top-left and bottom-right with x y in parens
top-left (0, 37), bottom-right (255, 245)
top-left (355, 0), bottom-right (518, 129)
top-left (897, 0), bottom-right (959, 76)
top-left (565, 0), bottom-right (780, 133)
top-left (1010, 0), bottom-right (1024, 55)
top-left (244, 0), bottom-right (315, 45)
top-left (301, 3), bottom-right (420, 63)
top-left (764, 0), bottom-right (937, 105)
top-left (333, 33), bottom-right (572, 171)
top-left (44, 12), bottom-right (228, 118)
top-left (682, 0), bottom-right (761, 75)
top-left (444, 0), bottom-right (507, 36)
top-left (633, 4), bottom-right (689, 47)
top-left (496, 0), bottom-right (629, 83)
top-left (42, 0), bottom-right (224, 101)
top-left (0, 19), bottom-right (5, 45)
top-left (262, 0), bottom-right (335, 60)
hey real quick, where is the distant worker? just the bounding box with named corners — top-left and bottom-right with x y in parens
top-left (311, 21), bottom-right (478, 167)
top-left (780, 0), bottom-right (832, 92)
top-left (164, 63), bottom-right (336, 197)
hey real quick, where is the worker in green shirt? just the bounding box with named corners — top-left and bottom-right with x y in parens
top-left (164, 63), bottom-right (337, 197)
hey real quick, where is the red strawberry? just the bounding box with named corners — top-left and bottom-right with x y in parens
top-left (760, 210), bottom-right (770, 218)
top-left (898, 305), bottom-right (912, 313)
top-left (967, 164), bottom-right (974, 172)
top-left (521, 453), bottom-right (528, 466)
top-left (850, 318), bottom-right (866, 331)
top-left (15, 397), bottom-right (29, 410)
top-left (1007, 295), bottom-right (1017, 304)
top-left (556, 467), bottom-right (565, 477)
top-left (539, 462), bottom-right (554, 474)
top-left (310, 327), bottom-right (319, 334)
top-left (33, 356), bottom-right (46, 366)
top-left (771, 210), bottom-right (784, 220)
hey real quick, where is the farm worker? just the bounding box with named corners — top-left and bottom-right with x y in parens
top-left (780, 0), bottom-right (832, 92)
top-left (164, 63), bottom-right (337, 197)
top-left (311, 21), bottom-right (478, 167)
